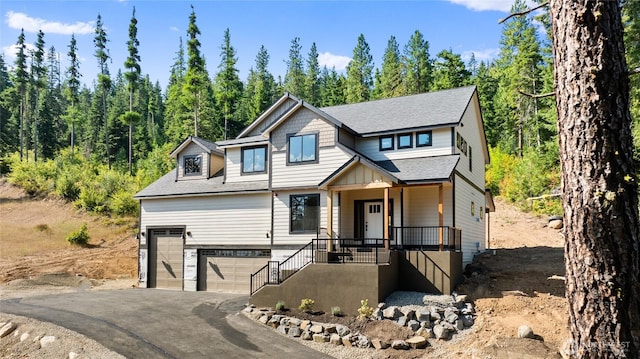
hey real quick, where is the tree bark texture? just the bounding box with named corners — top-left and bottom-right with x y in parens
top-left (550, 0), bottom-right (640, 357)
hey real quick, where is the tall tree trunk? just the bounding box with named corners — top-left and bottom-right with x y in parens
top-left (550, 1), bottom-right (640, 357)
top-left (19, 99), bottom-right (24, 161)
top-left (103, 93), bottom-right (110, 169)
top-left (129, 91), bottom-right (133, 175)
top-left (70, 122), bottom-right (74, 155)
top-left (34, 91), bottom-right (38, 162)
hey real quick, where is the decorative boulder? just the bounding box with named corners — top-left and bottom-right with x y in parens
top-left (383, 306), bottom-right (401, 320)
top-left (408, 319), bottom-right (421, 332)
top-left (406, 336), bottom-right (429, 349)
top-left (391, 340), bottom-right (410, 350)
top-left (288, 326), bottom-right (302, 337)
top-left (371, 338), bottom-right (390, 350)
top-left (329, 333), bottom-right (342, 346)
top-left (518, 325), bottom-right (535, 339)
top-left (357, 335), bottom-right (371, 348)
top-left (433, 324), bottom-right (452, 340)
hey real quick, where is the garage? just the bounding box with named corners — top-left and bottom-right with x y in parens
top-left (198, 249), bottom-right (270, 293)
top-left (148, 229), bottom-right (184, 289)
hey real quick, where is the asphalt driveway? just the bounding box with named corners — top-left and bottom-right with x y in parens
top-left (0, 289), bottom-right (331, 358)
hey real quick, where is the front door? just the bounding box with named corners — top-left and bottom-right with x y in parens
top-left (364, 201), bottom-right (383, 241)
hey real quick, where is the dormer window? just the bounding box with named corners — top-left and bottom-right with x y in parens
top-left (379, 135), bottom-right (394, 151)
top-left (242, 146), bottom-right (267, 174)
top-left (288, 133), bottom-right (318, 165)
top-left (184, 155), bottom-right (202, 176)
top-left (397, 133), bottom-right (413, 149)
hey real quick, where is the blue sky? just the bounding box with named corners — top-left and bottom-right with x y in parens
top-left (1, 0), bottom-right (521, 90)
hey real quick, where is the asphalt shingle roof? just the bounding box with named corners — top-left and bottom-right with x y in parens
top-left (321, 86), bottom-right (476, 135)
top-left (133, 171), bottom-right (269, 199)
top-left (375, 155), bottom-right (460, 183)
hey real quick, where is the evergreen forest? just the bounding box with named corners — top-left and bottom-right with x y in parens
top-left (1, 0), bottom-right (638, 217)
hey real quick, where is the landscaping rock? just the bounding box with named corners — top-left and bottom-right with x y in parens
top-left (461, 314), bottom-right (475, 327)
top-left (444, 311), bottom-right (459, 324)
top-left (430, 310), bottom-right (441, 321)
top-left (20, 332), bottom-right (29, 342)
top-left (416, 310), bottom-right (430, 322)
top-left (0, 322), bottom-right (17, 338)
top-left (406, 335), bottom-right (429, 349)
top-left (548, 219), bottom-right (563, 229)
top-left (301, 330), bottom-right (312, 341)
top-left (399, 308), bottom-right (416, 321)
top-left (454, 319), bottom-right (464, 331)
top-left (258, 315), bottom-right (270, 325)
top-left (329, 333), bottom-right (342, 346)
top-left (371, 338), bottom-right (390, 350)
top-left (518, 325), bottom-right (534, 339)
top-left (356, 335), bottom-right (371, 348)
top-left (288, 326), bottom-right (302, 337)
top-left (288, 317), bottom-right (301, 326)
top-left (300, 320), bottom-right (311, 330)
top-left (313, 333), bottom-right (329, 343)
top-left (416, 327), bottom-right (433, 339)
top-left (40, 335), bottom-right (56, 347)
top-left (391, 339), bottom-right (410, 350)
top-left (433, 324), bottom-right (452, 340)
top-left (396, 316), bottom-right (408, 327)
top-left (324, 324), bottom-right (337, 334)
top-left (309, 324), bottom-right (324, 334)
top-left (277, 325), bottom-right (288, 335)
top-left (383, 306), bottom-right (401, 320)
top-left (408, 319), bottom-right (421, 332)
top-left (341, 334), bottom-right (353, 347)
top-left (336, 324), bottom-right (350, 337)
top-left (249, 312), bottom-right (262, 321)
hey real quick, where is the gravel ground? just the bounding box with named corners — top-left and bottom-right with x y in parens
top-left (0, 313), bottom-right (125, 359)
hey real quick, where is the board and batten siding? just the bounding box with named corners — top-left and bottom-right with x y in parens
top-left (355, 128), bottom-right (452, 162)
top-left (224, 147), bottom-right (269, 183)
top-left (177, 142), bottom-right (213, 180)
top-left (140, 194), bottom-right (271, 247)
top-left (403, 185), bottom-right (453, 228)
top-left (454, 174), bottom-right (486, 264)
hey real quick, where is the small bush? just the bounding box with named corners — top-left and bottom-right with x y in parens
top-left (66, 223), bottom-right (90, 246)
top-left (357, 299), bottom-right (374, 319)
top-left (110, 189), bottom-right (138, 216)
top-left (299, 298), bottom-right (315, 312)
top-left (331, 306), bottom-right (343, 317)
top-left (275, 301), bottom-right (286, 311)
top-left (34, 224), bottom-right (50, 232)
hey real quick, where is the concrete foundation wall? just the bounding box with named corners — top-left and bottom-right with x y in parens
top-left (250, 251), bottom-right (461, 313)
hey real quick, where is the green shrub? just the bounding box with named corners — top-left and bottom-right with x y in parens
top-left (299, 298), bottom-right (315, 312)
top-left (275, 301), bottom-right (286, 311)
top-left (76, 186), bottom-right (108, 213)
top-left (55, 172), bottom-right (81, 201)
top-left (331, 306), bottom-right (343, 317)
top-left (109, 189), bottom-right (138, 216)
top-left (66, 223), bottom-right (90, 245)
top-left (357, 299), bottom-right (374, 319)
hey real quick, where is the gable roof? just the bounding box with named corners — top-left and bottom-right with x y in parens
top-left (321, 86), bottom-right (477, 136)
top-left (170, 136), bottom-right (223, 158)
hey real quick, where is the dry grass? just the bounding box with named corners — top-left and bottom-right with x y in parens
top-left (0, 183), bottom-right (136, 259)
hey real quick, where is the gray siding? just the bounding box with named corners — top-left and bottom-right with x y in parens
top-left (355, 128), bottom-right (453, 161)
top-left (177, 142), bottom-right (210, 180)
top-left (454, 174), bottom-right (486, 264)
top-left (225, 147), bottom-right (269, 183)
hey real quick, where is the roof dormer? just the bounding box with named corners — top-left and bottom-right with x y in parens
top-left (171, 136), bottom-right (224, 180)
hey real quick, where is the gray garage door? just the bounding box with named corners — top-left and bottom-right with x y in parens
top-left (198, 249), bottom-right (270, 294)
top-left (148, 229), bottom-right (184, 290)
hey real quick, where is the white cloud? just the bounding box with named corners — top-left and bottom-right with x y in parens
top-left (2, 43), bottom-right (36, 65)
top-left (448, 0), bottom-right (537, 12)
top-left (462, 48), bottom-right (499, 62)
top-left (318, 52), bottom-right (351, 71)
top-left (5, 11), bottom-right (94, 35)
top-left (170, 26), bottom-right (180, 32)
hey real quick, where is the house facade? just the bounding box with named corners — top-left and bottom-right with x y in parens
top-left (134, 85), bottom-right (491, 295)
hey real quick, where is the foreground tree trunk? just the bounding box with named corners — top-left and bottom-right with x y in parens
top-left (550, 1), bottom-right (640, 357)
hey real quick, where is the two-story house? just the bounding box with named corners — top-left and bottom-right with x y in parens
top-left (134, 85), bottom-right (491, 309)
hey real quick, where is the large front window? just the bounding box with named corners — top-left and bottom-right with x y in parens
top-left (242, 146), bottom-right (267, 174)
top-left (290, 194), bottom-right (320, 233)
top-left (184, 155), bottom-right (202, 176)
top-left (288, 133), bottom-right (318, 164)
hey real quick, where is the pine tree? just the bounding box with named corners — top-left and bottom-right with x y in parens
top-left (345, 34), bottom-right (374, 104)
top-left (40, 46), bottom-right (64, 159)
top-left (94, 13), bottom-right (112, 167)
top-left (243, 45), bottom-right (276, 122)
top-left (14, 29), bottom-right (28, 161)
top-left (214, 28), bottom-right (243, 139)
top-left (284, 37), bottom-right (306, 98)
top-left (319, 66), bottom-right (346, 106)
top-left (164, 37), bottom-right (191, 144)
top-left (63, 34), bottom-right (81, 155)
top-left (123, 7), bottom-right (142, 174)
top-left (305, 42), bottom-right (320, 105)
top-left (403, 30), bottom-right (432, 94)
top-left (431, 49), bottom-right (471, 91)
top-left (0, 55), bottom-right (18, 157)
top-left (377, 35), bottom-right (404, 99)
top-left (31, 30), bottom-right (47, 162)
top-left (623, 0), bottom-right (640, 161)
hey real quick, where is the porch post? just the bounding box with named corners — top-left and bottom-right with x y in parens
top-left (438, 184), bottom-right (444, 251)
top-left (384, 187), bottom-right (390, 250)
top-left (327, 190), bottom-right (333, 252)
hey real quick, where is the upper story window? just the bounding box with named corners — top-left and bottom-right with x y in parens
top-left (416, 131), bottom-right (432, 147)
top-left (242, 146), bottom-right (267, 174)
top-left (379, 135), bottom-right (394, 151)
top-left (397, 133), bottom-right (413, 149)
top-left (290, 193), bottom-right (320, 233)
top-left (288, 133), bottom-right (318, 165)
top-left (184, 155), bottom-right (202, 176)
